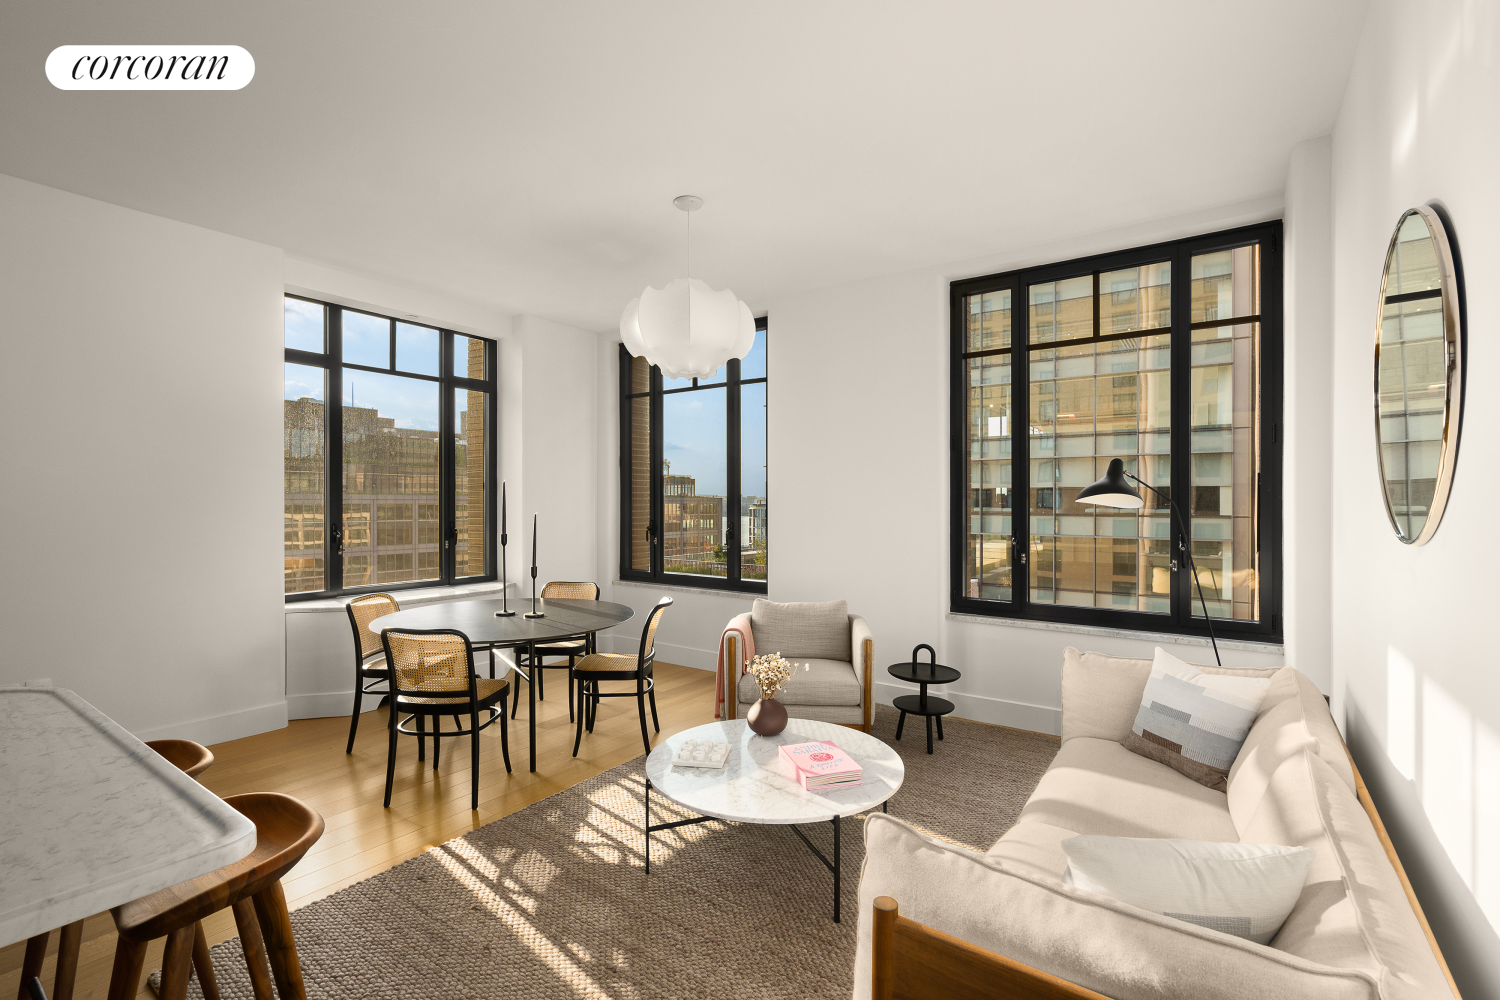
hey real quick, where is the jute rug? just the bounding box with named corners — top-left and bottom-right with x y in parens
top-left (157, 706), bottom-right (1057, 1000)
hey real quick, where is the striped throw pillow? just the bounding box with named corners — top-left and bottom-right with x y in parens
top-left (1123, 647), bottom-right (1271, 791)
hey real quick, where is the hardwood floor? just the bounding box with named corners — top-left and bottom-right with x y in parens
top-left (2, 661), bottom-right (716, 1000)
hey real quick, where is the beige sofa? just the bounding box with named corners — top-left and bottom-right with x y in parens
top-left (854, 648), bottom-right (1460, 1000)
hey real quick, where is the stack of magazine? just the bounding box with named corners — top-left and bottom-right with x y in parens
top-left (778, 740), bottom-right (863, 791)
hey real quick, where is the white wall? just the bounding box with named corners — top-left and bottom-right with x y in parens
top-left (1328, 1), bottom-right (1500, 994)
top-left (0, 173), bottom-right (288, 743)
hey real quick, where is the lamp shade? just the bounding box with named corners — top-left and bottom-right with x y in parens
top-left (619, 277), bottom-right (756, 380)
top-left (1075, 458), bottom-right (1144, 509)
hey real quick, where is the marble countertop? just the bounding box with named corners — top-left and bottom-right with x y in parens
top-left (645, 718), bottom-right (904, 824)
top-left (0, 688), bottom-right (257, 948)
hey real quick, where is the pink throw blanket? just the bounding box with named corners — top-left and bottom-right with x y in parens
top-left (715, 614), bottom-right (754, 719)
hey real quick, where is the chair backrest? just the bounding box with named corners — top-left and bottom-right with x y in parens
top-left (542, 580), bottom-right (600, 600)
top-left (380, 629), bottom-right (475, 697)
top-left (347, 593), bottom-right (400, 662)
top-left (636, 597), bottom-right (672, 667)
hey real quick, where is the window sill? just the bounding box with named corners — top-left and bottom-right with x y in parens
top-left (944, 612), bottom-right (1284, 654)
top-left (285, 580), bottom-right (513, 614)
top-left (613, 579), bottom-right (762, 601)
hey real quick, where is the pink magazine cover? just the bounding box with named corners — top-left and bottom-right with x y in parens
top-left (778, 741), bottom-right (862, 789)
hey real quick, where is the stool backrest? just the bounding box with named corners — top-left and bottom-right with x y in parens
top-left (542, 581), bottom-right (600, 600)
top-left (347, 593), bottom-right (399, 662)
top-left (381, 628), bottom-right (475, 698)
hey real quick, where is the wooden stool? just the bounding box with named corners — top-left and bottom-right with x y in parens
top-left (107, 792), bottom-right (324, 1000)
top-left (14, 742), bottom-right (218, 1000)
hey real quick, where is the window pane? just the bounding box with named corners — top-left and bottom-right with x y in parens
top-left (629, 390), bottom-right (652, 572)
top-left (396, 322), bottom-right (439, 376)
top-left (967, 290), bottom-right (1011, 352)
top-left (1386, 215), bottom-right (1441, 296)
top-left (965, 351), bottom-right (1013, 600)
top-left (284, 363), bottom-right (326, 593)
top-left (453, 334), bottom-right (487, 380)
top-left (1030, 275), bottom-right (1093, 344)
top-left (1191, 249), bottom-right (1262, 622)
top-left (741, 327), bottom-right (768, 380)
top-left (1099, 262), bottom-right (1171, 334)
top-left (741, 381), bottom-right (768, 582)
top-left (455, 388), bottom-right (489, 578)
top-left (1028, 333), bottom-right (1172, 612)
top-left (1191, 246), bottom-right (1260, 324)
top-left (343, 311), bottom-right (390, 369)
top-left (663, 387), bottom-right (727, 579)
top-left (285, 298), bottom-right (324, 353)
top-left (342, 371), bottom-right (439, 588)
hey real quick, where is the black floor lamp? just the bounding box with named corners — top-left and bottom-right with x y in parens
top-left (1075, 458), bottom-right (1221, 666)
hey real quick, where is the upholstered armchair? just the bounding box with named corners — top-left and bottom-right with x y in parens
top-left (725, 599), bottom-right (874, 732)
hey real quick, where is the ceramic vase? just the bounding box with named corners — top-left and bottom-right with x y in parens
top-left (747, 697), bottom-right (788, 736)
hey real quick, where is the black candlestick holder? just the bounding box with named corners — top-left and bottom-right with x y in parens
top-left (524, 565), bottom-right (545, 618)
top-left (495, 532), bottom-right (515, 616)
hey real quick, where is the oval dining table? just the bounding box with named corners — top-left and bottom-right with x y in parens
top-left (369, 597), bottom-right (635, 772)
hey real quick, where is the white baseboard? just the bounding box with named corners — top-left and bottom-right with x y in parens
top-left (601, 634), bottom-right (716, 671)
top-left (133, 700), bottom-right (290, 744)
top-left (286, 689), bottom-right (387, 721)
top-left (873, 680), bottom-right (1060, 736)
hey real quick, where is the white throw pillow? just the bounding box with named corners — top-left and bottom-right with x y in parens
top-left (1062, 835), bottom-right (1314, 945)
top-left (1124, 646), bottom-right (1272, 790)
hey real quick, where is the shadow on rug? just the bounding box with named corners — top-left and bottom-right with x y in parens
top-left (157, 706), bottom-right (1057, 999)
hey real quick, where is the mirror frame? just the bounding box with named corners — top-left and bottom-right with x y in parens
top-left (1372, 205), bottom-right (1464, 546)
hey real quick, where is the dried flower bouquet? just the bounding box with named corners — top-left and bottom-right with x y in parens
top-left (746, 651), bottom-right (806, 701)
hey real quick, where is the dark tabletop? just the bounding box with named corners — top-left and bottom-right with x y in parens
top-left (887, 660), bottom-right (961, 685)
top-left (369, 598), bottom-right (635, 646)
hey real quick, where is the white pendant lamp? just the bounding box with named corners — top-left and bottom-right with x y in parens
top-left (620, 195), bottom-right (756, 380)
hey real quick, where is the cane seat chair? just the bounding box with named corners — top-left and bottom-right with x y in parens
top-left (107, 792), bottom-right (324, 1000)
top-left (344, 593), bottom-right (399, 754)
top-left (572, 597), bottom-right (671, 757)
top-left (512, 580), bottom-right (600, 722)
top-left (381, 628), bottom-right (511, 811)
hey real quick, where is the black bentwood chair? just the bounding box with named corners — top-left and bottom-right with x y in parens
top-left (512, 580), bottom-right (601, 722)
top-left (344, 593), bottom-right (399, 754)
top-left (572, 597), bottom-right (671, 757)
top-left (380, 628), bottom-right (510, 811)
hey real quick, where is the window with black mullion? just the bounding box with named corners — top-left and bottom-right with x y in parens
top-left (283, 295), bottom-right (496, 600)
top-left (950, 223), bottom-right (1281, 642)
top-left (619, 316), bottom-right (769, 593)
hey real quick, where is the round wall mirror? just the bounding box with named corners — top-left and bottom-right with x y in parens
top-left (1374, 206), bottom-right (1463, 545)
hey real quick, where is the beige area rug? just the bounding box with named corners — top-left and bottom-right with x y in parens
top-left (156, 706), bottom-right (1058, 1000)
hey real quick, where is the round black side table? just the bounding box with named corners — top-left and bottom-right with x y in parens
top-left (887, 644), bottom-right (961, 754)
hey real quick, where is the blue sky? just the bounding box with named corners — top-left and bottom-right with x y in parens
top-left (288, 299), bottom-right (767, 498)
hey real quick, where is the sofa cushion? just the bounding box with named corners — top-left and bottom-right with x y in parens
top-left (736, 657), bottom-right (860, 706)
top-left (1061, 835), bottom-right (1315, 944)
top-left (1228, 667), bottom-right (1355, 833)
top-left (992, 737), bottom-right (1240, 853)
top-left (1239, 750), bottom-right (1451, 999)
top-left (855, 813), bottom-right (1379, 1000)
top-left (1124, 646), bottom-right (1272, 791)
top-left (1060, 647), bottom-right (1152, 743)
top-left (749, 598), bottom-right (850, 660)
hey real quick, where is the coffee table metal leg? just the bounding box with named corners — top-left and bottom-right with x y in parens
top-left (833, 814), bottom-right (841, 923)
top-left (895, 711), bottom-right (906, 740)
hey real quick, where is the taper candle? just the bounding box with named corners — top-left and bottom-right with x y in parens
top-left (531, 513), bottom-right (537, 569)
top-left (501, 481), bottom-right (506, 536)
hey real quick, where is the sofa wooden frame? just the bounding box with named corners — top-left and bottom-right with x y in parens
top-left (724, 633), bottom-right (874, 733)
top-left (870, 745), bottom-right (1462, 1000)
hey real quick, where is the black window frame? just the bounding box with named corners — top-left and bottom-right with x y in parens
top-left (284, 295), bottom-right (498, 602)
top-left (949, 222), bottom-right (1284, 643)
top-left (618, 316), bottom-right (769, 594)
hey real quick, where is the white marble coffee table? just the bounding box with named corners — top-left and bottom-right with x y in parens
top-left (643, 718), bottom-right (904, 922)
top-left (0, 688), bottom-right (258, 950)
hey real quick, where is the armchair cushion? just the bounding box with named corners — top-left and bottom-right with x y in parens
top-left (737, 657), bottom-right (862, 706)
top-left (750, 598), bottom-right (851, 660)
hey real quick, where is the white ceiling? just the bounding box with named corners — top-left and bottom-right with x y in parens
top-left (1, 1), bottom-right (1368, 332)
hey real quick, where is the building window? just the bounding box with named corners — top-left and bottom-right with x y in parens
top-left (284, 296), bottom-right (495, 599)
top-left (619, 318), bottom-right (768, 592)
top-left (950, 224), bottom-right (1282, 642)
